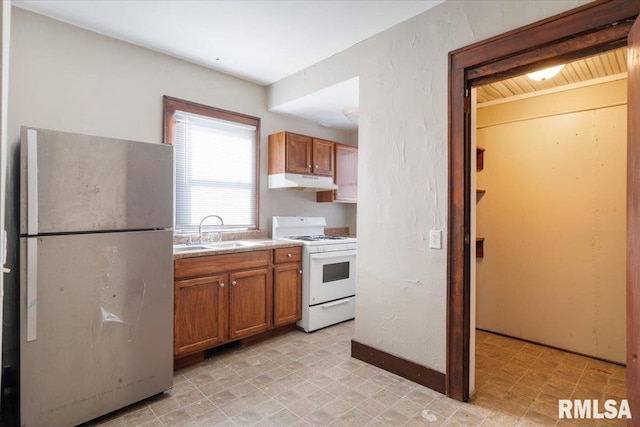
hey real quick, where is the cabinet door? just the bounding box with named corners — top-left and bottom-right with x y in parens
top-left (335, 144), bottom-right (358, 202)
top-left (273, 263), bottom-right (302, 327)
top-left (174, 275), bottom-right (227, 356)
top-left (312, 138), bottom-right (334, 177)
top-left (285, 133), bottom-right (312, 174)
top-left (228, 268), bottom-right (272, 340)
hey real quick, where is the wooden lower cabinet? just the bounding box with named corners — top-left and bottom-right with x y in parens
top-left (273, 263), bottom-right (302, 327)
top-left (174, 275), bottom-right (226, 356)
top-left (228, 268), bottom-right (272, 340)
top-left (174, 247), bottom-right (302, 360)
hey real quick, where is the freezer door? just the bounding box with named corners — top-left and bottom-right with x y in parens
top-left (20, 127), bottom-right (173, 234)
top-left (20, 230), bottom-right (173, 427)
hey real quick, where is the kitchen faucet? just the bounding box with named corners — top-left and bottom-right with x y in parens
top-left (197, 214), bottom-right (224, 244)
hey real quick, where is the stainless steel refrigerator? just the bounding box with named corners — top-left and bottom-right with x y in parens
top-left (18, 127), bottom-right (174, 427)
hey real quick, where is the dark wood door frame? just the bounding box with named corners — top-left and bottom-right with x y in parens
top-left (627, 14), bottom-right (640, 423)
top-left (447, 0), bottom-right (640, 404)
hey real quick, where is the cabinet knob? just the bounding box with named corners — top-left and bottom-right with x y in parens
top-left (307, 164), bottom-right (311, 169)
top-left (299, 270), bottom-right (302, 274)
top-left (315, 164), bottom-right (318, 168)
top-left (232, 281), bottom-right (237, 286)
top-left (220, 283), bottom-right (225, 288)
top-left (287, 253), bottom-right (292, 258)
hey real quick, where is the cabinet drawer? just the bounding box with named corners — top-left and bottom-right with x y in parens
top-left (175, 250), bottom-right (270, 280)
top-left (274, 247), bottom-right (302, 264)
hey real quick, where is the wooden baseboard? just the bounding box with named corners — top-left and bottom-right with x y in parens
top-left (351, 340), bottom-right (446, 394)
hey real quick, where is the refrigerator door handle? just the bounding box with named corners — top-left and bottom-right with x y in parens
top-left (27, 129), bottom-right (39, 235)
top-left (26, 238), bottom-right (37, 341)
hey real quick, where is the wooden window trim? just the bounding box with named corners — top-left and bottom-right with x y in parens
top-left (447, 0), bottom-right (640, 402)
top-left (162, 95), bottom-right (261, 229)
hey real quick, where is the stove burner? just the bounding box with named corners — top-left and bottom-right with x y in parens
top-left (286, 235), bottom-right (347, 242)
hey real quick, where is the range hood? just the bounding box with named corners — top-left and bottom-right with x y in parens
top-left (268, 173), bottom-right (338, 191)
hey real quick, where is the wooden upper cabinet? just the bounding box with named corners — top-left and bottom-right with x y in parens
top-left (284, 133), bottom-right (312, 174)
top-left (317, 143), bottom-right (358, 203)
top-left (311, 138), bottom-right (335, 177)
top-left (269, 131), bottom-right (334, 177)
top-left (334, 144), bottom-right (358, 201)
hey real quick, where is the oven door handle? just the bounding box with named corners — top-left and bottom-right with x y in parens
top-left (309, 250), bottom-right (356, 260)
top-left (322, 298), bottom-right (351, 308)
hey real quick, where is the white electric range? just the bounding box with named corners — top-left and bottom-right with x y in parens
top-left (272, 216), bottom-right (356, 332)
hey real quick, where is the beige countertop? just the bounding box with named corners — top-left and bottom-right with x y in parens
top-left (173, 239), bottom-right (303, 260)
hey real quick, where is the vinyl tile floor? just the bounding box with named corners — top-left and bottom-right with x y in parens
top-left (85, 323), bottom-right (627, 426)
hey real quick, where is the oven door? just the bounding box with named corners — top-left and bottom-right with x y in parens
top-left (308, 249), bottom-right (356, 305)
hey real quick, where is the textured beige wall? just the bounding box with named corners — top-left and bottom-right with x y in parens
top-left (5, 1), bottom-right (599, 380)
top-left (3, 7), bottom-right (358, 370)
top-left (271, 0), bottom-right (592, 373)
top-left (7, 7), bottom-right (357, 234)
top-left (476, 80), bottom-right (626, 363)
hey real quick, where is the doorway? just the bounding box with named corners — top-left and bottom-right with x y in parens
top-left (446, 0), bottom-right (640, 417)
top-left (471, 48), bottom-right (628, 421)
top-left (474, 48), bottom-right (627, 366)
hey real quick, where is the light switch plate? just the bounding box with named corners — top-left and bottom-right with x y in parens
top-left (429, 229), bottom-right (442, 249)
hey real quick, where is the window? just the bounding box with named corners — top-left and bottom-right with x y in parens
top-left (163, 96), bottom-right (260, 231)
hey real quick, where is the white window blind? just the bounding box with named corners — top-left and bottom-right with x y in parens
top-left (174, 110), bottom-right (257, 230)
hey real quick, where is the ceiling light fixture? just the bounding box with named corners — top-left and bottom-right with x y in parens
top-left (526, 64), bottom-right (565, 81)
top-left (343, 107), bottom-right (359, 124)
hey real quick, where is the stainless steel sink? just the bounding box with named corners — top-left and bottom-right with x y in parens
top-left (209, 241), bottom-right (264, 249)
top-left (173, 245), bottom-right (210, 253)
top-left (173, 241), bottom-right (264, 253)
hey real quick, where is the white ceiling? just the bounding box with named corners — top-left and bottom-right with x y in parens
top-left (271, 77), bottom-right (360, 130)
top-left (13, 0), bottom-right (444, 131)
